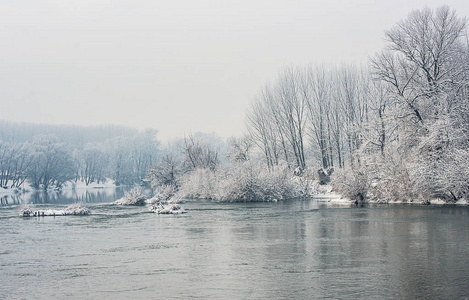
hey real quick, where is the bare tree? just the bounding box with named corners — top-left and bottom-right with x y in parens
top-left (246, 95), bottom-right (279, 169)
top-left (182, 133), bottom-right (220, 172)
top-left (227, 135), bottom-right (252, 162)
top-left (373, 6), bottom-right (467, 125)
top-left (304, 64), bottom-right (334, 169)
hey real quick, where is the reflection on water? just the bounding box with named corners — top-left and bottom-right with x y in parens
top-left (0, 199), bottom-right (468, 299)
top-left (0, 187), bottom-right (126, 206)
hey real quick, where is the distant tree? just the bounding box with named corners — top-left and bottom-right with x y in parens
top-left (78, 144), bottom-right (109, 185)
top-left (102, 130), bottom-right (159, 186)
top-left (8, 142), bottom-right (33, 188)
top-left (146, 140), bottom-right (183, 189)
top-left (0, 140), bottom-right (14, 187)
top-left (26, 135), bottom-right (75, 190)
top-left (131, 129), bottom-right (160, 181)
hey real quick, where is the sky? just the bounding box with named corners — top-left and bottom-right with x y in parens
top-left (1, 0), bottom-right (468, 141)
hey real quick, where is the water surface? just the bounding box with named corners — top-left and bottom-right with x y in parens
top-left (1, 198), bottom-right (468, 299)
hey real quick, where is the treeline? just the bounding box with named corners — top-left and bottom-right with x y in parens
top-left (0, 124), bottom-right (159, 189)
top-left (0, 121), bottom-right (138, 147)
top-left (247, 6), bottom-right (469, 203)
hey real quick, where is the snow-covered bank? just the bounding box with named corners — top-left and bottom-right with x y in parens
top-left (313, 184), bottom-right (469, 206)
top-left (363, 198), bottom-right (469, 206)
top-left (313, 184), bottom-right (354, 204)
top-left (20, 204), bottom-right (91, 217)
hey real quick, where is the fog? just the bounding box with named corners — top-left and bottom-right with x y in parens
top-left (1, 0), bottom-right (468, 141)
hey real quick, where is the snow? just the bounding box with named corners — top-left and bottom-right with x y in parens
top-left (149, 203), bottom-right (186, 214)
top-left (317, 183), bottom-right (469, 206)
top-left (144, 186), bottom-right (186, 214)
top-left (145, 195), bottom-right (184, 205)
top-left (145, 185), bottom-right (180, 204)
top-left (20, 203), bottom-right (90, 217)
top-left (429, 199), bottom-right (446, 205)
top-left (313, 184), bottom-right (354, 203)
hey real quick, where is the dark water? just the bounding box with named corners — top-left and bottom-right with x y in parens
top-left (1, 197), bottom-right (468, 299)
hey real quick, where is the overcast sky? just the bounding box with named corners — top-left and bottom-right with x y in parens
top-left (1, 0), bottom-right (468, 141)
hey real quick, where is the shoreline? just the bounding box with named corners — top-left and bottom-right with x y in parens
top-left (313, 184), bottom-right (469, 206)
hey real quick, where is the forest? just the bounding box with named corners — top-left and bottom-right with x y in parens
top-left (245, 5), bottom-right (469, 204)
top-left (1, 6), bottom-right (468, 204)
top-left (0, 122), bottom-right (159, 189)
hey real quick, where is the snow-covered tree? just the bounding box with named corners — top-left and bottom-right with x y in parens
top-left (26, 135), bottom-right (75, 190)
top-left (370, 5), bottom-right (469, 202)
top-left (77, 143), bottom-right (109, 185)
top-left (182, 133), bottom-right (222, 172)
top-left (145, 140), bottom-right (184, 189)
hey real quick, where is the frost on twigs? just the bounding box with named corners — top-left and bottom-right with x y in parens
top-left (114, 186), bottom-right (147, 206)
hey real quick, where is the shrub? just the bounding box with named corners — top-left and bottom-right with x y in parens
top-left (177, 162), bottom-right (315, 202)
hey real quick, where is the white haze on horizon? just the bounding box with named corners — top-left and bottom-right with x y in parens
top-left (1, 0), bottom-right (468, 141)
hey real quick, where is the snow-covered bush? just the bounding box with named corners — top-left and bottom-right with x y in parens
top-left (146, 184), bottom-right (183, 204)
top-left (64, 203), bottom-right (91, 215)
top-left (149, 203), bottom-right (185, 214)
top-left (114, 186), bottom-right (147, 205)
top-left (332, 151), bottom-right (418, 204)
top-left (408, 147), bottom-right (469, 203)
top-left (291, 167), bottom-right (318, 198)
top-left (332, 166), bottom-right (370, 203)
top-left (213, 162), bottom-right (293, 202)
top-left (178, 168), bottom-right (217, 199)
top-left (177, 161), bottom-right (315, 202)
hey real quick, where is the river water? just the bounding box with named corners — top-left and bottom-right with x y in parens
top-left (1, 191), bottom-right (468, 299)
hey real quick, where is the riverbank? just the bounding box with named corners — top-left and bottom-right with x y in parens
top-left (316, 184), bottom-right (469, 206)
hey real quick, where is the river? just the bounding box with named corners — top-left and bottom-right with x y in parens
top-left (1, 191), bottom-right (468, 299)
